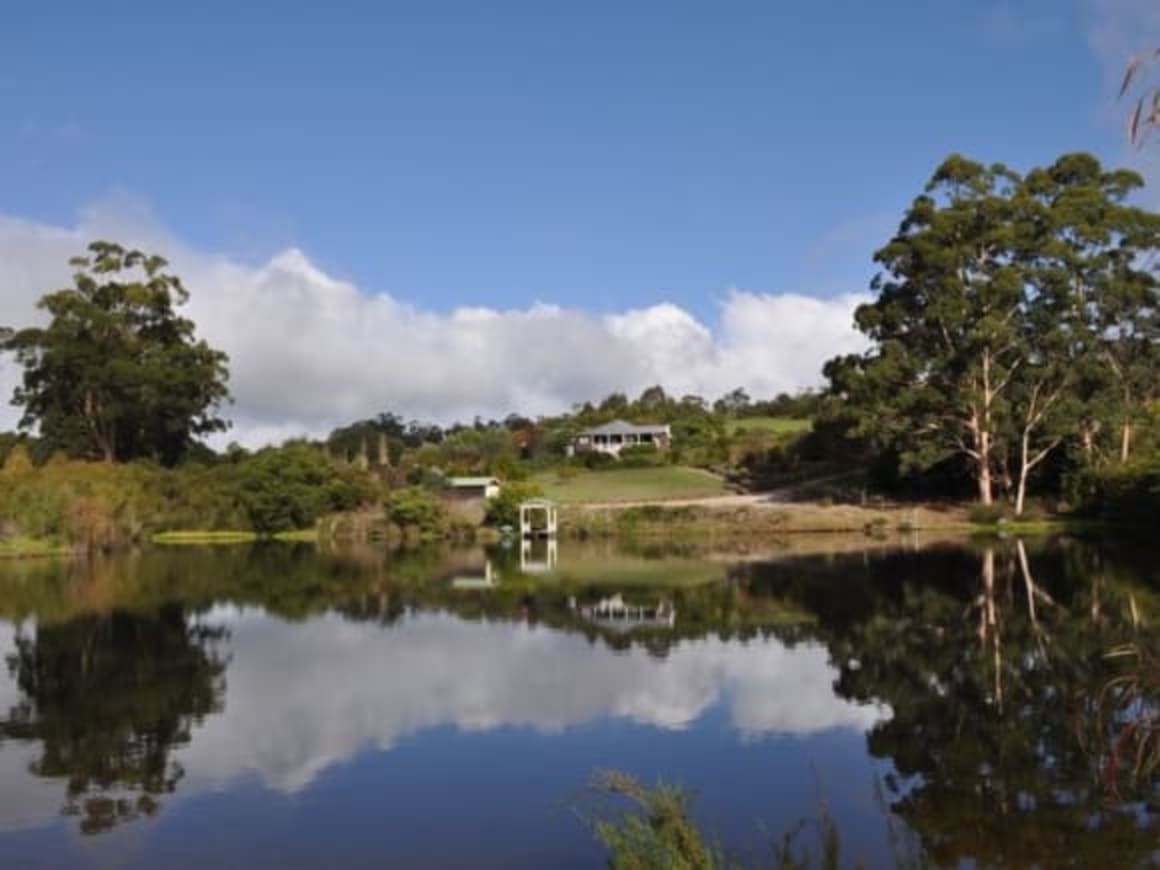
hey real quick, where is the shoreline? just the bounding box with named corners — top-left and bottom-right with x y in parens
top-left (0, 500), bottom-right (1111, 561)
top-left (558, 501), bottom-right (1097, 540)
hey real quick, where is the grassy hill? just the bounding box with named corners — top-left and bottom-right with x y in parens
top-left (725, 416), bottom-right (812, 437)
top-left (534, 466), bottom-right (729, 504)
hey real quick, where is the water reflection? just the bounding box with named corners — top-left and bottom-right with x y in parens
top-left (520, 536), bottom-right (558, 574)
top-left (0, 607), bottom-right (226, 834)
top-left (0, 608), bottom-right (884, 829)
top-left (768, 541), bottom-right (1158, 866)
top-left (0, 537), bottom-right (1154, 866)
top-left (571, 594), bottom-right (677, 632)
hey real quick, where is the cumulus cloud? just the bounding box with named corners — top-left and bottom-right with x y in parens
top-left (168, 609), bottom-right (888, 795)
top-left (0, 624), bottom-right (70, 833)
top-left (0, 609), bottom-right (887, 831)
top-left (0, 202), bottom-right (870, 446)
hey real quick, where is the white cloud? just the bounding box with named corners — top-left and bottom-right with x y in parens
top-left (0, 202), bottom-right (870, 446)
top-left (0, 623), bottom-right (67, 833)
top-left (0, 609), bottom-right (888, 832)
top-left (166, 610), bottom-right (889, 795)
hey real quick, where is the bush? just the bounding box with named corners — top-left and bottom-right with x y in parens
top-left (968, 503), bottom-right (1009, 525)
top-left (225, 444), bottom-right (377, 534)
top-left (0, 443), bottom-right (382, 545)
top-left (385, 486), bottom-right (447, 534)
top-left (1078, 456), bottom-right (1160, 528)
top-left (617, 444), bottom-right (666, 468)
top-left (582, 450), bottom-right (617, 470)
top-left (484, 480), bottom-right (544, 528)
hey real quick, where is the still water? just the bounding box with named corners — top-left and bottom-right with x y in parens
top-left (0, 537), bottom-right (1155, 868)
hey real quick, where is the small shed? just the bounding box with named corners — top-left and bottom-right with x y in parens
top-left (447, 476), bottom-right (502, 500)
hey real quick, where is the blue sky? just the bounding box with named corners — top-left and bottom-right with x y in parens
top-left (1, 1), bottom-right (1142, 315)
top-left (0, 1), bottom-right (1154, 440)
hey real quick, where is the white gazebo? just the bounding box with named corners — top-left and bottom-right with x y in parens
top-left (518, 497), bottom-right (558, 539)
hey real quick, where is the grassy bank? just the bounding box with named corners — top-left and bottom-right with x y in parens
top-left (561, 501), bottom-right (1092, 541)
top-left (0, 536), bottom-right (73, 559)
top-left (724, 415), bottom-right (811, 437)
top-left (152, 528), bottom-right (320, 545)
top-left (151, 530), bottom-right (259, 545)
top-left (535, 466), bottom-right (728, 504)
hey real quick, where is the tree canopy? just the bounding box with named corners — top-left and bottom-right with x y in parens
top-left (1, 242), bottom-right (231, 465)
top-left (825, 153), bottom-right (1159, 513)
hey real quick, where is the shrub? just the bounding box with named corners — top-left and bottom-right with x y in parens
top-left (484, 480), bottom-right (544, 528)
top-left (617, 444), bottom-right (666, 468)
top-left (0, 443), bottom-right (382, 545)
top-left (1080, 456), bottom-right (1160, 528)
top-left (385, 486), bottom-right (447, 533)
top-left (227, 444), bottom-right (376, 534)
top-left (968, 503), bottom-right (1009, 525)
top-left (582, 451), bottom-right (617, 470)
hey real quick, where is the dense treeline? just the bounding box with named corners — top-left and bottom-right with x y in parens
top-left (823, 153), bottom-right (1158, 517)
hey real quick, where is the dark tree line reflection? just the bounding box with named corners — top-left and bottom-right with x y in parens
top-left (737, 539), bottom-right (1157, 867)
top-left (1, 605), bottom-right (226, 834)
top-left (0, 537), bottom-right (1154, 859)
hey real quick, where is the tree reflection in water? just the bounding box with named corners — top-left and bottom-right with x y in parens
top-left (0, 538), bottom-right (1152, 862)
top-left (1, 605), bottom-right (226, 834)
top-left (779, 540), bottom-right (1159, 867)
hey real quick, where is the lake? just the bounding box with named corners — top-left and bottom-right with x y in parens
top-left (0, 536), bottom-right (1155, 868)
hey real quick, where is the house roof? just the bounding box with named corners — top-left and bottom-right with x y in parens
top-left (579, 419), bottom-right (670, 437)
top-left (448, 476), bottom-right (500, 488)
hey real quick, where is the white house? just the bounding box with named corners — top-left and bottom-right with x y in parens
top-left (571, 420), bottom-right (671, 457)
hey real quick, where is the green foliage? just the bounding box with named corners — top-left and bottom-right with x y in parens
top-left (385, 486), bottom-right (447, 533)
top-left (580, 770), bottom-right (863, 870)
top-left (582, 450), bottom-right (619, 470)
top-left (724, 417), bottom-right (812, 438)
top-left (1, 242), bottom-right (231, 465)
top-left (0, 444), bottom-right (379, 546)
top-left (618, 444), bottom-right (667, 468)
top-left (671, 415), bottom-right (727, 466)
top-left (0, 606), bottom-right (226, 834)
top-left (225, 444), bottom-right (374, 534)
top-left (825, 153), bottom-right (1158, 511)
top-left (967, 504), bottom-right (1009, 525)
top-left (484, 480), bottom-right (543, 527)
top-left (1077, 454), bottom-right (1160, 527)
top-left (583, 771), bottom-right (720, 870)
top-left (535, 467), bottom-right (727, 505)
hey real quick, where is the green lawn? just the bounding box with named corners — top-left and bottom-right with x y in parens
top-left (725, 416), bottom-right (812, 436)
top-left (152, 529), bottom-right (319, 545)
top-left (0, 536), bottom-right (72, 559)
top-left (534, 466), bottom-right (728, 504)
